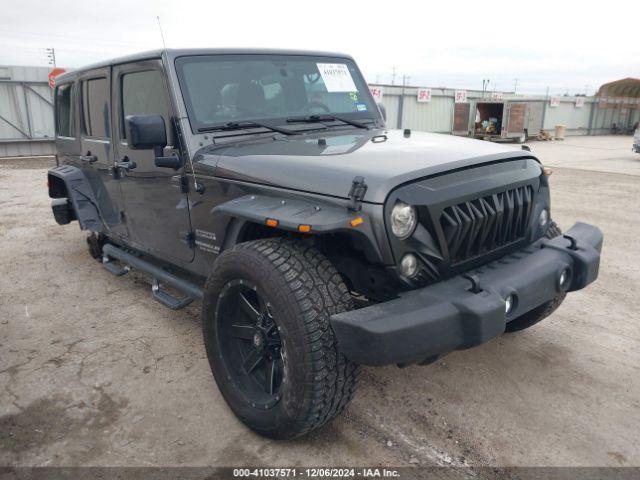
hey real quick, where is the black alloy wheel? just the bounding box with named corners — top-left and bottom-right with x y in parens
top-left (216, 280), bottom-right (284, 408)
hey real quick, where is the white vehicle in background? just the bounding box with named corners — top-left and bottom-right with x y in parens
top-left (634, 125), bottom-right (640, 153)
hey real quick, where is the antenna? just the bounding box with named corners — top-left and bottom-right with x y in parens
top-left (156, 16), bottom-right (167, 48)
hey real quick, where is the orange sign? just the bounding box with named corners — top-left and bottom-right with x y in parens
top-left (48, 68), bottom-right (66, 88)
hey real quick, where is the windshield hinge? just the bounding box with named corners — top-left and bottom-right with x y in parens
top-left (347, 176), bottom-right (368, 211)
top-left (180, 175), bottom-right (189, 194)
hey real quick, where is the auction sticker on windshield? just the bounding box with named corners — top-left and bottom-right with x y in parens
top-left (316, 63), bottom-right (357, 92)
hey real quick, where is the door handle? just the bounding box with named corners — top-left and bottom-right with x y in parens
top-left (115, 156), bottom-right (137, 171)
top-left (80, 155), bottom-right (98, 163)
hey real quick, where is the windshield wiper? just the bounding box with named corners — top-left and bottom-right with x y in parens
top-left (286, 115), bottom-right (371, 130)
top-left (198, 121), bottom-right (295, 136)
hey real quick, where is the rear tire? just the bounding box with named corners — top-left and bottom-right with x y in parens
top-left (86, 232), bottom-right (105, 260)
top-left (202, 238), bottom-right (359, 439)
top-left (505, 221), bottom-right (566, 332)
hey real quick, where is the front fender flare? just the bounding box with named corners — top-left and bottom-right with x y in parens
top-left (212, 194), bottom-right (382, 260)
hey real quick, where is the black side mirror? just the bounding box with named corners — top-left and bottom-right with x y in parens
top-left (377, 102), bottom-right (387, 123)
top-left (125, 115), bottom-right (167, 150)
top-left (125, 114), bottom-right (183, 170)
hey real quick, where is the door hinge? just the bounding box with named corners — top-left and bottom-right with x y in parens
top-left (347, 176), bottom-right (368, 211)
top-left (183, 231), bottom-right (196, 249)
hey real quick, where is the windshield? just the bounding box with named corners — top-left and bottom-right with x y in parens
top-left (175, 55), bottom-right (378, 132)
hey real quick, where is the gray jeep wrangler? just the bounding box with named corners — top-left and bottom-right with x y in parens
top-left (48, 48), bottom-right (603, 439)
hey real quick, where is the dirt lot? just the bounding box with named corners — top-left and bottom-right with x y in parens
top-left (1, 135), bottom-right (639, 469)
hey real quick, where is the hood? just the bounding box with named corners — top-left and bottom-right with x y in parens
top-left (201, 129), bottom-right (537, 203)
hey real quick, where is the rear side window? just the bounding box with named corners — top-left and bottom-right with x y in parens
top-left (121, 70), bottom-right (171, 142)
top-left (55, 83), bottom-right (73, 137)
top-left (81, 77), bottom-right (110, 138)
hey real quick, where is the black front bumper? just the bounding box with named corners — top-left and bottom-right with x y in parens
top-left (331, 223), bottom-right (603, 366)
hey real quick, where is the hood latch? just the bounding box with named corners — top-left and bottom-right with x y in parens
top-left (347, 176), bottom-right (368, 211)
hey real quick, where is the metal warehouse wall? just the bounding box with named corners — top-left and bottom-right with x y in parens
top-left (375, 84), bottom-right (639, 137)
top-left (543, 98), bottom-right (594, 136)
top-left (0, 65), bottom-right (55, 157)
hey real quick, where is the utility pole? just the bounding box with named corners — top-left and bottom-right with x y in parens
top-left (482, 79), bottom-right (490, 98)
top-left (391, 66), bottom-right (397, 86)
top-left (45, 48), bottom-right (56, 68)
top-left (513, 78), bottom-right (519, 94)
top-left (397, 74), bottom-right (410, 129)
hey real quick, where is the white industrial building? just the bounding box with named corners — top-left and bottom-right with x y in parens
top-left (1, 65), bottom-right (638, 157)
top-left (0, 65), bottom-right (55, 157)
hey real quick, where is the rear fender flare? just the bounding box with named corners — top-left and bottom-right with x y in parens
top-left (47, 164), bottom-right (104, 233)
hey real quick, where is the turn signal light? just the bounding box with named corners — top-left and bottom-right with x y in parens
top-left (298, 224), bottom-right (311, 233)
top-left (542, 166), bottom-right (553, 176)
top-left (350, 217), bottom-right (364, 227)
top-left (266, 218), bottom-right (279, 227)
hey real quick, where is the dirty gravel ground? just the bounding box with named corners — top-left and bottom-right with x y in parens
top-left (1, 136), bottom-right (639, 468)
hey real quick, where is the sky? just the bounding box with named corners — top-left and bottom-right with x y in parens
top-left (0, 0), bottom-right (638, 95)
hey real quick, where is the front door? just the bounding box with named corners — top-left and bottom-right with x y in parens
top-left (77, 67), bottom-right (126, 236)
top-left (113, 61), bottom-right (194, 263)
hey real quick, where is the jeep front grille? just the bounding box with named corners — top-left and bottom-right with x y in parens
top-left (439, 184), bottom-right (534, 265)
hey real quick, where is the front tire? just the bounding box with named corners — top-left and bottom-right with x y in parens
top-left (202, 238), bottom-right (359, 439)
top-left (505, 221), bottom-right (566, 332)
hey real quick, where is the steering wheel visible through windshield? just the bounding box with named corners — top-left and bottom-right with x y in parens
top-left (174, 54), bottom-right (378, 132)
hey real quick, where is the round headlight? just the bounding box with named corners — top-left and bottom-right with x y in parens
top-left (391, 202), bottom-right (417, 239)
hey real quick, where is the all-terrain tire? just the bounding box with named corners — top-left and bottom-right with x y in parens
top-left (504, 221), bottom-right (566, 332)
top-left (202, 238), bottom-right (359, 439)
top-left (86, 233), bottom-right (105, 260)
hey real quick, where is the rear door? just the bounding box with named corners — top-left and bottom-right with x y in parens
top-left (505, 102), bottom-right (526, 137)
top-left (113, 60), bottom-right (194, 263)
top-left (452, 102), bottom-right (471, 136)
top-left (78, 68), bottom-right (126, 236)
top-left (54, 81), bottom-right (81, 166)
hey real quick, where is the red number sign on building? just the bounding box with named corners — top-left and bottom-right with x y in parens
top-left (417, 88), bottom-right (432, 103)
top-left (48, 68), bottom-right (66, 88)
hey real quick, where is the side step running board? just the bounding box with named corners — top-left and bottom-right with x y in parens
top-left (102, 244), bottom-right (204, 309)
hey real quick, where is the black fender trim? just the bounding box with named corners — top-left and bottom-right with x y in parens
top-left (212, 194), bottom-right (383, 261)
top-left (48, 164), bottom-right (104, 232)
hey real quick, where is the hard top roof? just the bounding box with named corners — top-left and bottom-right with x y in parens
top-left (56, 48), bottom-right (354, 83)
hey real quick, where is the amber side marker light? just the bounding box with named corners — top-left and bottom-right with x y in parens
top-left (265, 218), bottom-right (279, 227)
top-left (350, 217), bottom-right (364, 227)
top-left (542, 166), bottom-right (553, 176)
top-left (298, 224), bottom-right (312, 233)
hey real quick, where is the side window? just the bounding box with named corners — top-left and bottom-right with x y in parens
top-left (81, 77), bottom-right (110, 138)
top-left (121, 70), bottom-right (171, 143)
top-left (55, 83), bottom-right (73, 137)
